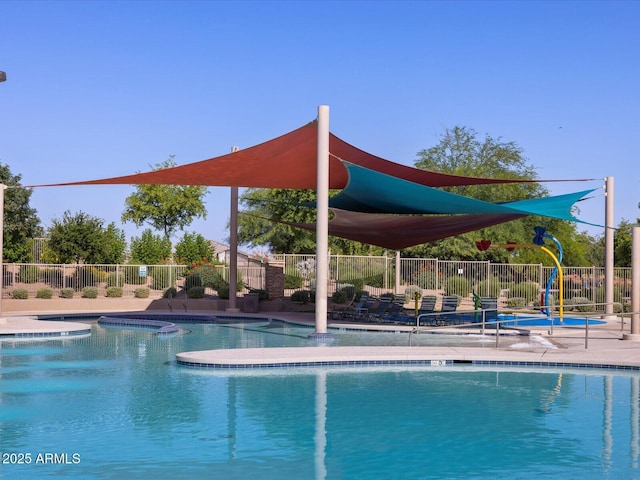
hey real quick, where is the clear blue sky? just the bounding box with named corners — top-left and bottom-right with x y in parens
top-left (1, 0), bottom-right (638, 248)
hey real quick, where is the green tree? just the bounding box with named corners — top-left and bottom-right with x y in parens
top-left (121, 156), bottom-right (208, 240)
top-left (45, 211), bottom-right (126, 264)
top-left (0, 163), bottom-right (43, 262)
top-left (237, 188), bottom-right (385, 254)
top-left (129, 229), bottom-right (172, 264)
top-left (174, 231), bottom-right (215, 264)
top-left (408, 126), bottom-right (588, 264)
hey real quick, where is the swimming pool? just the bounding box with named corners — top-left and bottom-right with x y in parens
top-left (498, 313), bottom-right (607, 327)
top-left (1, 320), bottom-right (638, 479)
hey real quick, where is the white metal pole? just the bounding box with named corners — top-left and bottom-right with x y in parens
top-left (624, 227), bottom-right (640, 340)
top-left (227, 146), bottom-right (240, 312)
top-left (605, 176), bottom-right (615, 317)
top-left (0, 185), bottom-right (4, 319)
top-left (314, 106), bottom-right (330, 335)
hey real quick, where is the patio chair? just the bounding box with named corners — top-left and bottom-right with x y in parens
top-left (336, 292), bottom-right (369, 320)
top-left (329, 291), bottom-right (358, 320)
top-left (366, 297), bottom-right (393, 323)
top-left (479, 296), bottom-right (499, 325)
top-left (436, 295), bottom-right (460, 325)
top-left (382, 296), bottom-right (410, 323)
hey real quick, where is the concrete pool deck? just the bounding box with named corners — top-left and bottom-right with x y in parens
top-left (2, 311), bottom-right (640, 370)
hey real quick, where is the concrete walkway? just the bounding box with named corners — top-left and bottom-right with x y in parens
top-left (2, 310), bottom-right (640, 369)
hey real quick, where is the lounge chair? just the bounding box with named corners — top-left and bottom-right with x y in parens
top-left (479, 296), bottom-right (499, 325)
top-left (381, 296), bottom-right (410, 323)
top-left (334, 292), bottom-right (368, 320)
top-left (329, 291), bottom-right (358, 320)
top-left (436, 295), bottom-right (459, 325)
top-left (366, 297), bottom-right (393, 322)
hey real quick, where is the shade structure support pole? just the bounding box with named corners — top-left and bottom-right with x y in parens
top-left (310, 105), bottom-right (333, 341)
top-left (0, 185), bottom-right (4, 320)
top-left (227, 146), bottom-right (240, 312)
top-left (604, 176), bottom-right (615, 318)
top-left (623, 227), bottom-right (640, 341)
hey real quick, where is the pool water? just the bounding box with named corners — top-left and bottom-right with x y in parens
top-left (1, 321), bottom-right (638, 479)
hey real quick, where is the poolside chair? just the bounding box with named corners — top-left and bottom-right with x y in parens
top-left (366, 297), bottom-right (393, 322)
top-left (479, 297), bottom-right (499, 325)
top-left (343, 293), bottom-right (376, 321)
top-left (418, 295), bottom-right (437, 315)
top-left (382, 296), bottom-right (410, 324)
top-left (336, 292), bottom-right (369, 320)
top-left (329, 291), bottom-right (358, 320)
top-left (436, 295), bottom-right (459, 325)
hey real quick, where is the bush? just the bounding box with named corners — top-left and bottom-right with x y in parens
top-left (404, 285), bottom-right (423, 304)
top-left (476, 278), bottom-right (502, 298)
top-left (124, 266), bottom-right (147, 285)
top-left (187, 286), bottom-right (205, 298)
top-left (163, 287), bottom-right (178, 299)
top-left (217, 284), bottom-right (229, 299)
top-left (106, 272), bottom-right (125, 288)
top-left (570, 296), bottom-right (592, 312)
top-left (12, 288), bottom-right (28, 299)
top-left (134, 287), bottom-right (150, 298)
top-left (506, 297), bottom-right (527, 308)
top-left (509, 282), bottom-right (540, 303)
top-left (59, 288), bottom-right (75, 299)
top-left (74, 266), bottom-right (97, 290)
top-left (444, 276), bottom-right (470, 298)
top-left (36, 288), bottom-right (53, 299)
top-left (248, 288), bottom-right (268, 300)
top-left (106, 286), bottom-right (123, 298)
top-left (40, 268), bottom-right (64, 288)
top-left (19, 265), bottom-right (40, 284)
top-left (291, 290), bottom-right (311, 304)
top-left (184, 273), bottom-right (202, 290)
top-left (82, 287), bottom-right (98, 299)
top-left (284, 272), bottom-right (303, 289)
top-left (332, 289), bottom-right (348, 304)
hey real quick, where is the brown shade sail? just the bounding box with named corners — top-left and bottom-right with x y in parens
top-left (265, 209), bottom-right (526, 250)
top-left (30, 121), bottom-right (591, 190)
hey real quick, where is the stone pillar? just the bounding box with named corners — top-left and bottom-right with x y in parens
top-left (265, 263), bottom-right (285, 300)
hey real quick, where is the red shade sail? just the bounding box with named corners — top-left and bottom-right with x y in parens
top-left (30, 122), bottom-right (591, 190)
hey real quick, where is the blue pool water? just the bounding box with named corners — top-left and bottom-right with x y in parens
top-left (498, 313), bottom-right (607, 327)
top-left (1, 320), bottom-right (639, 479)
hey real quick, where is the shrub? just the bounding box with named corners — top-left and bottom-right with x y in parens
top-left (476, 278), bottom-right (502, 298)
top-left (40, 268), bottom-right (64, 288)
top-left (404, 285), bottom-right (423, 304)
top-left (163, 287), bottom-right (178, 299)
top-left (82, 286), bottom-right (98, 299)
top-left (74, 266), bottom-right (97, 290)
top-left (291, 290), bottom-right (310, 304)
top-left (19, 265), bottom-right (40, 283)
top-left (184, 273), bottom-right (202, 290)
top-left (124, 266), bottom-right (147, 285)
top-left (506, 297), bottom-right (527, 308)
top-left (59, 288), bottom-right (75, 299)
top-left (36, 288), bottom-right (53, 299)
top-left (106, 286), bottom-right (123, 298)
top-left (332, 289), bottom-right (348, 304)
top-left (284, 272), bottom-right (303, 289)
top-left (217, 284), bottom-right (230, 299)
top-left (106, 272), bottom-right (125, 288)
top-left (187, 286), bottom-right (205, 299)
top-left (12, 288), bottom-right (28, 299)
top-left (444, 276), bottom-right (470, 298)
top-left (248, 288), bottom-right (268, 300)
top-left (134, 287), bottom-right (150, 298)
top-left (571, 296), bottom-right (592, 313)
top-left (509, 282), bottom-right (540, 303)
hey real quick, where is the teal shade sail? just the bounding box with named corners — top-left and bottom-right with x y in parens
top-left (328, 163), bottom-right (595, 223)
